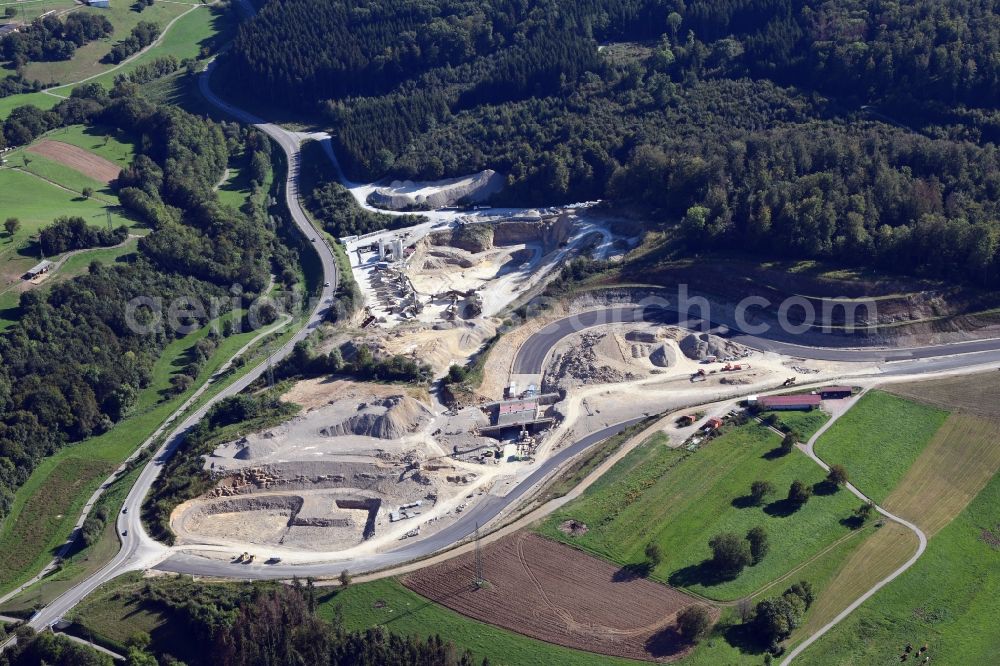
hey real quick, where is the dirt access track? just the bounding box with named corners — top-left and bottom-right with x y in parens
top-left (403, 533), bottom-right (711, 662)
top-left (26, 140), bottom-right (122, 184)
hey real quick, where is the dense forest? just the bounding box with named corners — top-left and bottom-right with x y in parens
top-left (229, 0), bottom-right (1000, 286)
top-left (0, 83), bottom-right (296, 525)
top-left (0, 579), bottom-right (488, 666)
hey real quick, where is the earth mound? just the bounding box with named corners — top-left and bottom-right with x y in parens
top-left (321, 396), bottom-right (432, 440)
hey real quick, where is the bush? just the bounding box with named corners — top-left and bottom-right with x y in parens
top-left (746, 526), bottom-right (769, 564)
top-left (787, 480), bottom-right (812, 505)
top-left (676, 605), bottom-right (712, 644)
top-left (749, 479), bottom-right (775, 506)
top-left (709, 532), bottom-right (751, 578)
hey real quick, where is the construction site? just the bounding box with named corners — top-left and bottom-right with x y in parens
top-left (166, 207), bottom-right (878, 564)
top-left (345, 206), bottom-right (623, 329)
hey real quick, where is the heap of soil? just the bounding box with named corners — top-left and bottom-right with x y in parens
top-left (677, 332), bottom-right (747, 361)
top-left (322, 396), bottom-right (432, 440)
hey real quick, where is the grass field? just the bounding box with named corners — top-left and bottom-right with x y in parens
top-left (0, 309), bottom-right (288, 596)
top-left (0, 3), bottom-right (236, 120)
top-left (882, 412), bottom-right (1000, 537)
top-left (0, 125), bottom-right (139, 327)
top-left (56, 3), bottom-right (235, 96)
top-left (43, 124), bottom-right (136, 168)
top-left (798, 470), bottom-right (1000, 664)
top-left (813, 391), bottom-right (948, 503)
top-left (764, 408), bottom-right (830, 440)
top-left (0, 461), bottom-right (144, 615)
top-left (18, 3), bottom-right (191, 86)
top-left (540, 423), bottom-right (862, 601)
top-left (318, 577), bottom-right (643, 666)
top-left (790, 521), bottom-right (919, 644)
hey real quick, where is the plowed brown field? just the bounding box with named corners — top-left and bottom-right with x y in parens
top-left (26, 140), bottom-right (122, 184)
top-left (403, 533), bottom-right (711, 662)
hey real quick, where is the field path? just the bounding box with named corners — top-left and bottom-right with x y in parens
top-left (781, 389), bottom-right (928, 664)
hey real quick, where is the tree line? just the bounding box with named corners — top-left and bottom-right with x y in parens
top-left (39, 215), bottom-right (129, 256)
top-left (0, 80), bottom-right (293, 527)
top-left (0, 13), bottom-right (112, 65)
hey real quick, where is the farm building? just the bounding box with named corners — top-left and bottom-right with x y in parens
top-left (24, 260), bottom-right (53, 279)
top-left (756, 394), bottom-right (822, 411)
top-left (819, 386), bottom-right (853, 399)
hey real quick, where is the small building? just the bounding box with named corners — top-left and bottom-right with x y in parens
top-left (757, 394), bottom-right (822, 411)
top-left (819, 386), bottom-right (853, 400)
top-left (495, 398), bottom-right (538, 426)
top-left (0, 24), bottom-right (20, 38)
top-left (87, 0), bottom-right (111, 7)
top-left (25, 260), bottom-right (53, 279)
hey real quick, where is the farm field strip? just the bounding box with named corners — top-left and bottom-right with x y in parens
top-left (791, 521), bottom-right (919, 643)
top-left (403, 533), bottom-right (705, 663)
top-left (882, 412), bottom-right (1000, 536)
top-left (812, 391), bottom-right (948, 504)
top-left (886, 371), bottom-right (1000, 420)
top-left (26, 139), bottom-right (122, 183)
top-left (796, 470), bottom-right (1000, 664)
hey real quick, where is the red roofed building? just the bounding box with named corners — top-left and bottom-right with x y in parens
top-left (758, 394), bottom-right (822, 411)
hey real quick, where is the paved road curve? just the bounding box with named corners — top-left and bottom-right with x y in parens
top-left (18, 59), bottom-right (341, 635)
top-left (155, 417), bottom-right (647, 579)
top-left (514, 305), bottom-right (1000, 374)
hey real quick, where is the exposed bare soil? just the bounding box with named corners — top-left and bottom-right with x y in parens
top-left (403, 533), bottom-right (711, 662)
top-left (885, 371), bottom-right (1000, 420)
top-left (26, 140), bottom-right (122, 184)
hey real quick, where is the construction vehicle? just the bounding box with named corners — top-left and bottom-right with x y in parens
top-left (721, 363), bottom-right (744, 372)
top-left (783, 377), bottom-right (797, 386)
top-left (247, 553), bottom-right (255, 563)
top-left (690, 369), bottom-right (707, 383)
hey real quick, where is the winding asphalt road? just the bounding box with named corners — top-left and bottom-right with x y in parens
top-left (16, 57), bottom-right (341, 635)
top-left (6, 3), bottom-right (1000, 656)
top-left (514, 305), bottom-right (1000, 374)
top-left (155, 417), bottom-right (646, 579)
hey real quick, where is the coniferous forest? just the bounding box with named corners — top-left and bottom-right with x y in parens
top-left (228, 0), bottom-right (1000, 286)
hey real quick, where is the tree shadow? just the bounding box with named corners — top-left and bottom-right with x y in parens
top-left (668, 560), bottom-right (736, 588)
top-left (762, 447), bottom-right (790, 460)
top-left (644, 626), bottom-right (688, 659)
top-left (612, 561), bottom-right (652, 581)
top-left (722, 620), bottom-right (772, 656)
top-left (763, 498), bottom-right (801, 517)
top-left (731, 495), bottom-right (758, 509)
top-left (813, 480), bottom-right (840, 496)
top-left (840, 515), bottom-right (866, 530)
